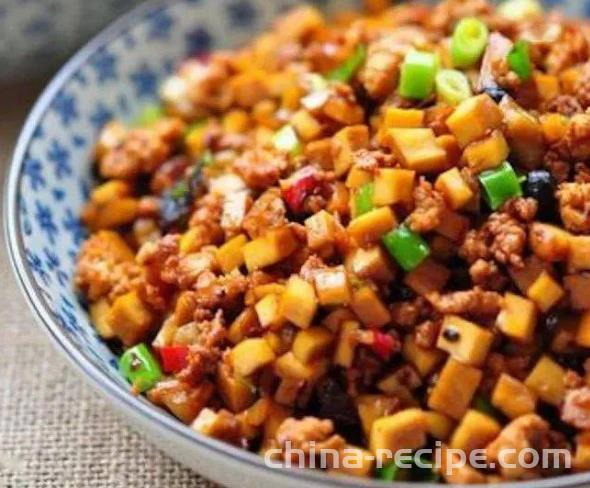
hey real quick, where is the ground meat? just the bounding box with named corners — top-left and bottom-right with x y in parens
top-left (545, 95), bottom-right (583, 116)
top-left (275, 417), bottom-right (345, 462)
top-left (544, 148), bottom-right (572, 183)
top-left (359, 27), bottom-right (427, 100)
top-left (99, 118), bottom-right (185, 180)
top-left (469, 259), bottom-right (507, 290)
top-left (150, 156), bottom-right (191, 194)
top-left (192, 270), bottom-right (249, 313)
top-left (242, 189), bottom-right (287, 239)
top-left (161, 56), bottom-right (234, 119)
top-left (427, 287), bottom-right (503, 317)
top-left (353, 149), bottom-right (395, 172)
top-left (298, 254), bottom-right (327, 282)
top-left (177, 312), bottom-right (227, 385)
top-left (319, 84), bottom-right (365, 126)
top-left (564, 114), bottom-right (590, 162)
top-left (564, 370), bottom-right (585, 389)
top-left (574, 163), bottom-right (590, 183)
top-left (193, 408), bottom-right (244, 445)
top-left (577, 63), bottom-right (590, 109)
top-left (407, 179), bottom-right (446, 234)
top-left (187, 193), bottom-right (224, 249)
top-left (460, 210), bottom-right (528, 268)
top-left (545, 24), bottom-right (588, 75)
top-left (557, 182), bottom-right (590, 233)
top-left (486, 414), bottom-right (551, 480)
top-left (414, 319), bottom-right (440, 349)
top-left (233, 149), bottom-right (287, 190)
top-left (75, 231), bottom-right (142, 301)
top-left (147, 379), bottom-right (214, 424)
top-left (562, 387), bottom-right (590, 429)
top-left (161, 247), bottom-right (218, 290)
top-left (390, 297), bottom-right (431, 328)
top-left (501, 197), bottom-right (538, 222)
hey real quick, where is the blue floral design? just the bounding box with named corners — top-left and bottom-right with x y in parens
top-left (47, 140), bottom-right (72, 179)
top-left (26, 250), bottom-right (51, 286)
top-left (23, 157), bottom-right (45, 190)
top-left (186, 26), bottom-right (212, 54)
top-left (227, 1), bottom-right (257, 28)
top-left (63, 208), bottom-right (86, 246)
top-left (130, 64), bottom-right (159, 98)
top-left (147, 8), bottom-right (174, 40)
top-left (52, 92), bottom-right (78, 126)
top-left (91, 49), bottom-right (118, 83)
top-left (90, 103), bottom-right (114, 130)
top-left (34, 200), bottom-right (58, 244)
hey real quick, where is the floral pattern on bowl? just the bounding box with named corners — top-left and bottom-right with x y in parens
top-left (6, 1), bottom-right (590, 487)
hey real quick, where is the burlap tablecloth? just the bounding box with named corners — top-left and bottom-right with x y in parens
top-left (0, 81), bottom-right (219, 488)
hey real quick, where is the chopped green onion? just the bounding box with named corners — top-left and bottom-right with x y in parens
top-left (355, 183), bottom-right (375, 216)
top-left (435, 69), bottom-right (473, 106)
top-left (508, 40), bottom-right (533, 81)
top-left (479, 161), bottom-right (523, 210)
top-left (272, 125), bottom-right (302, 156)
top-left (170, 180), bottom-right (190, 199)
top-left (498, 0), bottom-right (543, 21)
top-left (382, 224), bottom-right (430, 271)
top-left (451, 18), bottom-right (489, 68)
top-left (376, 458), bottom-right (411, 482)
top-left (326, 44), bottom-right (367, 83)
top-left (119, 344), bottom-right (162, 393)
top-left (184, 119), bottom-right (207, 138)
top-left (399, 50), bottom-right (439, 100)
top-left (137, 105), bottom-right (164, 126)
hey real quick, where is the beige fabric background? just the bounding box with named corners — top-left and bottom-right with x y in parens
top-left (0, 81), bottom-right (218, 488)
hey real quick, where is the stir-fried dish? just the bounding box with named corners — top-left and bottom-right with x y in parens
top-left (76, 0), bottom-right (590, 482)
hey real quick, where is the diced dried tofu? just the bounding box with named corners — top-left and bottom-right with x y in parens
top-left (384, 128), bottom-right (449, 173)
top-left (446, 94), bottom-right (503, 148)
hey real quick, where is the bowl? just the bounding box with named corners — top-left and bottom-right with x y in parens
top-left (0, 0), bottom-right (145, 82)
top-left (5, 0), bottom-right (590, 487)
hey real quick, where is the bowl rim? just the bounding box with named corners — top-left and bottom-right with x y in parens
top-left (4, 1), bottom-right (590, 487)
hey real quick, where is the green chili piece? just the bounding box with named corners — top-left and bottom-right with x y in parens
top-left (382, 224), bottom-right (430, 271)
top-left (398, 50), bottom-right (439, 100)
top-left (479, 161), bottom-right (523, 210)
top-left (119, 344), bottom-right (162, 393)
top-left (507, 40), bottom-right (533, 81)
top-left (326, 44), bottom-right (367, 83)
top-left (137, 105), bottom-right (164, 126)
top-left (355, 183), bottom-right (375, 216)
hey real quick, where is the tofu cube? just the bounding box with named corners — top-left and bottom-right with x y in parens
top-left (347, 206), bottom-right (397, 245)
top-left (216, 234), bottom-right (248, 273)
top-left (425, 411), bottom-right (455, 441)
top-left (492, 373), bottom-right (537, 419)
top-left (428, 357), bottom-right (482, 420)
top-left (305, 210), bottom-right (337, 252)
top-left (231, 338), bottom-right (276, 377)
top-left (526, 271), bottom-right (565, 312)
top-left (576, 310), bottom-right (590, 348)
top-left (255, 294), bottom-right (285, 330)
top-left (446, 94), bottom-right (503, 148)
top-left (108, 291), bottom-right (153, 346)
top-left (279, 276), bottom-right (317, 328)
top-left (373, 168), bottom-right (416, 206)
top-left (292, 327), bottom-right (333, 363)
top-left (404, 258), bottom-right (450, 296)
top-left (314, 265), bottom-right (352, 306)
top-left (351, 285), bottom-right (391, 327)
top-left (450, 410), bottom-right (501, 455)
top-left (345, 246), bottom-right (395, 283)
top-left (497, 293), bottom-right (537, 343)
top-left (333, 125), bottom-right (370, 177)
top-left (568, 236), bottom-right (590, 271)
top-left (435, 167), bottom-right (474, 210)
top-left (437, 315), bottom-right (494, 366)
top-left (369, 409), bottom-right (428, 463)
top-left (462, 130), bottom-right (509, 173)
top-left (383, 107), bottom-right (424, 128)
top-left (384, 128), bottom-right (448, 173)
top-left (403, 334), bottom-right (445, 377)
top-left (334, 320), bottom-right (360, 368)
top-left (243, 227), bottom-right (297, 271)
top-left (525, 355), bottom-right (566, 406)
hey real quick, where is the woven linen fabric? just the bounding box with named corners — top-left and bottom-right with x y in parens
top-left (0, 81), bottom-right (219, 488)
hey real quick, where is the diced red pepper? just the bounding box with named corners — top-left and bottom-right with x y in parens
top-left (158, 345), bottom-right (189, 373)
top-left (281, 166), bottom-right (321, 214)
top-left (371, 331), bottom-right (396, 360)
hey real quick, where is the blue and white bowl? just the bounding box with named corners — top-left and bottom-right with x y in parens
top-left (5, 1), bottom-right (590, 487)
